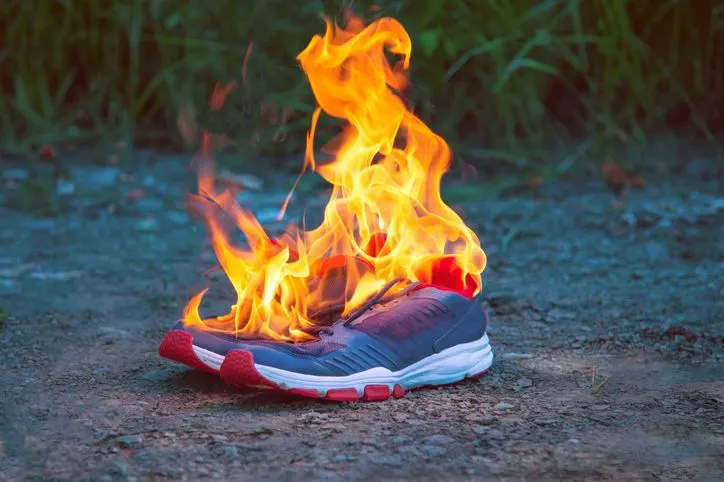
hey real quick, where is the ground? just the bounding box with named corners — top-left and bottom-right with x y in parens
top-left (0, 143), bottom-right (722, 481)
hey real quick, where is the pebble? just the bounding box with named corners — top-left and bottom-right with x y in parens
top-left (547, 308), bottom-right (577, 321)
top-left (135, 198), bottom-right (164, 211)
top-left (98, 327), bottom-right (130, 344)
top-left (29, 270), bottom-right (82, 281)
top-left (478, 417), bottom-right (499, 425)
top-left (135, 217), bottom-right (159, 232)
top-left (422, 445), bottom-right (447, 457)
top-left (218, 446), bottom-right (239, 458)
top-left (142, 174), bottom-right (157, 187)
top-left (494, 402), bottom-right (515, 411)
top-left (422, 434), bottom-right (454, 446)
top-left (515, 377), bottom-right (534, 391)
top-left (210, 434), bottom-right (228, 443)
top-left (485, 292), bottom-right (516, 308)
top-left (56, 179), bottom-right (75, 196)
top-left (320, 423), bottom-right (346, 433)
top-left (4, 168), bottom-right (29, 181)
top-left (499, 352), bottom-right (534, 360)
top-left (168, 211), bottom-right (189, 224)
top-left (115, 434), bottom-right (143, 448)
top-left (83, 167), bottom-right (120, 189)
top-left (375, 455), bottom-right (402, 466)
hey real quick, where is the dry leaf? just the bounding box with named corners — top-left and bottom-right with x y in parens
top-left (210, 82), bottom-right (237, 111)
top-left (177, 104), bottom-right (198, 149)
top-left (39, 145), bottom-right (55, 160)
top-left (242, 42), bottom-right (254, 86)
top-left (602, 160), bottom-right (645, 193)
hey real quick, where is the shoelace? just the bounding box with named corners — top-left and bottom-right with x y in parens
top-left (308, 277), bottom-right (420, 337)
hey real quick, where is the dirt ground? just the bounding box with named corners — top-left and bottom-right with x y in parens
top-left (0, 142), bottom-right (722, 481)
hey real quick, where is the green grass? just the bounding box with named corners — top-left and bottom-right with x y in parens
top-left (2, 0), bottom-right (723, 167)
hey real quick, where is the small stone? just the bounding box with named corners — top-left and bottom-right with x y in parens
top-left (29, 270), bottom-right (82, 281)
top-left (116, 434), bottom-right (143, 448)
top-left (56, 179), bottom-right (75, 196)
top-left (218, 446), bottom-right (239, 458)
top-left (499, 352), bottom-right (534, 360)
top-left (4, 168), bottom-right (29, 181)
top-left (331, 455), bottom-right (348, 463)
top-left (98, 327), bottom-right (130, 344)
top-left (494, 402), bottom-right (515, 411)
top-left (136, 198), bottom-right (164, 211)
top-left (547, 308), bottom-right (577, 321)
top-left (472, 426), bottom-right (490, 435)
top-left (486, 292), bottom-right (516, 308)
top-left (477, 417), bottom-right (499, 425)
top-left (397, 446), bottom-right (422, 456)
top-left (515, 377), bottom-right (534, 391)
top-left (320, 423), bottom-right (346, 433)
top-left (135, 217), bottom-right (159, 232)
top-left (168, 212), bottom-right (189, 224)
top-left (87, 167), bottom-right (120, 188)
top-left (210, 434), bottom-right (228, 443)
top-left (376, 455), bottom-right (402, 466)
top-left (422, 434), bottom-right (454, 446)
top-left (142, 174), bottom-right (157, 187)
top-left (422, 445), bottom-right (447, 457)
top-left (590, 404), bottom-right (610, 411)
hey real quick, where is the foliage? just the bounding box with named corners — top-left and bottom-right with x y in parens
top-left (2, 0), bottom-right (723, 167)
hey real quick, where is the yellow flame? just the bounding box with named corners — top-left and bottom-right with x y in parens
top-left (183, 13), bottom-right (487, 341)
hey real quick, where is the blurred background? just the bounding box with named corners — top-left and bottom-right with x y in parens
top-left (2, 0), bottom-right (723, 173)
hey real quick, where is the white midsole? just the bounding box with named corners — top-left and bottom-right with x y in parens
top-left (193, 345), bottom-right (225, 371)
top-left (192, 334), bottom-right (493, 395)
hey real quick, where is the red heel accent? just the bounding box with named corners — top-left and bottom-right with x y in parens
top-left (158, 330), bottom-right (217, 374)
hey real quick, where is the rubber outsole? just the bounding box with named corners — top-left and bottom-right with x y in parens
top-left (158, 329), bottom-right (490, 402)
top-left (218, 348), bottom-right (413, 401)
top-left (158, 329), bottom-right (218, 375)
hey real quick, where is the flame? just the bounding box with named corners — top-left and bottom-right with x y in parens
top-left (182, 13), bottom-right (487, 341)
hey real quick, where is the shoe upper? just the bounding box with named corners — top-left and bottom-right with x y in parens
top-left (185, 286), bottom-right (488, 376)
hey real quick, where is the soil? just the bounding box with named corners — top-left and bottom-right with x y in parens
top-left (0, 143), bottom-right (722, 481)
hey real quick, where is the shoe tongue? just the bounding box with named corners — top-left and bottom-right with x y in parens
top-left (307, 255), bottom-right (375, 327)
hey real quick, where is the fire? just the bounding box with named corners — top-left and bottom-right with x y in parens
top-left (183, 13), bottom-right (487, 341)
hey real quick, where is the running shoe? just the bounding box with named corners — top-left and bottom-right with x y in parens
top-left (160, 278), bottom-right (493, 401)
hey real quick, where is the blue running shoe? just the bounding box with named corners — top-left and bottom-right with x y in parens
top-left (161, 278), bottom-right (493, 401)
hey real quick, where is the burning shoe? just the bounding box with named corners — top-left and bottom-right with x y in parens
top-left (160, 278), bottom-right (493, 401)
top-left (159, 14), bottom-right (495, 399)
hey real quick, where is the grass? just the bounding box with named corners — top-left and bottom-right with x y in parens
top-left (1, 0), bottom-right (723, 168)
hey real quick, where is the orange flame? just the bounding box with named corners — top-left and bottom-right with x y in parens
top-left (183, 14), bottom-right (487, 341)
